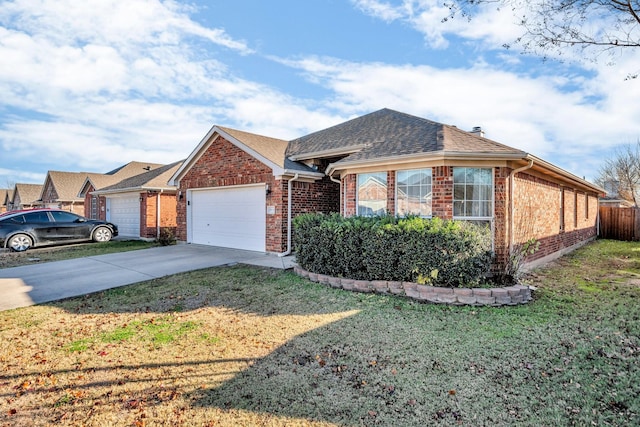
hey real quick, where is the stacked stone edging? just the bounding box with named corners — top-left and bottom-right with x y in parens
top-left (293, 266), bottom-right (532, 306)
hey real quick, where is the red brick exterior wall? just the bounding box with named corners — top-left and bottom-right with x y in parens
top-left (512, 172), bottom-right (598, 266)
top-left (176, 135), bottom-right (339, 253)
top-left (344, 174), bottom-right (357, 216)
top-left (432, 166), bottom-right (454, 218)
top-left (493, 168), bottom-right (510, 270)
top-left (140, 192), bottom-right (178, 238)
top-left (83, 186), bottom-right (108, 220)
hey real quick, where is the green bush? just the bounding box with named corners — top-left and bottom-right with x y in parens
top-left (293, 213), bottom-right (492, 287)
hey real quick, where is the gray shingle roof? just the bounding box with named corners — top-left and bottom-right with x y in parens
top-left (286, 108), bottom-right (525, 164)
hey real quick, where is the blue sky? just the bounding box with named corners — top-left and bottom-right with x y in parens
top-left (1, 0), bottom-right (639, 187)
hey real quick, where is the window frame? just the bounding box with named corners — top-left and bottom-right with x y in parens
top-left (452, 167), bottom-right (495, 251)
top-left (356, 172), bottom-right (388, 217)
top-left (452, 167), bottom-right (494, 222)
top-left (395, 168), bottom-right (433, 218)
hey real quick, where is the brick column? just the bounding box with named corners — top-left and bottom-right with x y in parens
top-left (432, 166), bottom-right (453, 219)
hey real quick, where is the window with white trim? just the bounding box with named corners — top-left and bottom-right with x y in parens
top-left (453, 167), bottom-right (493, 220)
top-left (396, 168), bottom-right (432, 217)
top-left (357, 172), bottom-right (387, 216)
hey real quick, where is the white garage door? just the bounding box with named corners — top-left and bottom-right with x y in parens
top-left (107, 195), bottom-right (140, 237)
top-left (190, 186), bottom-right (265, 252)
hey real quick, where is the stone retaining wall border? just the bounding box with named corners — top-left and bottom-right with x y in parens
top-left (293, 266), bottom-right (532, 306)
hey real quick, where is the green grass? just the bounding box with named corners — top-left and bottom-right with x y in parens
top-left (1, 239), bottom-right (639, 426)
top-left (0, 239), bottom-right (156, 269)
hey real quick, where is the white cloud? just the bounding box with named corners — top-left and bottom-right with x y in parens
top-left (351, 0), bottom-right (523, 50)
top-left (0, 0), bottom-right (263, 179)
top-left (283, 55), bottom-right (640, 179)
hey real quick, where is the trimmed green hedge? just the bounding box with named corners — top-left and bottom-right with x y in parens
top-left (293, 213), bottom-right (492, 288)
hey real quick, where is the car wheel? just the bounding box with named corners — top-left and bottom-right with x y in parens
top-left (8, 234), bottom-right (32, 252)
top-left (93, 227), bottom-right (113, 243)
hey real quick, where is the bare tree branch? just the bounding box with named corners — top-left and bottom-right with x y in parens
top-left (446, 0), bottom-right (639, 74)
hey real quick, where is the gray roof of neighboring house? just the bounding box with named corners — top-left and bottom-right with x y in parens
top-left (95, 161), bottom-right (183, 194)
top-left (286, 108), bottom-right (525, 163)
top-left (14, 183), bottom-right (43, 205)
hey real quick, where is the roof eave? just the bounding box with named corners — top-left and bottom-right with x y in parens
top-left (92, 184), bottom-right (178, 195)
top-left (288, 144), bottom-right (369, 161)
top-left (525, 154), bottom-right (605, 194)
top-left (326, 151), bottom-right (526, 176)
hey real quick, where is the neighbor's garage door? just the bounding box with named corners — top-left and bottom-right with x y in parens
top-left (190, 186), bottom-right (265, 252)
top-left (107, 195), bottom-right (140, 237)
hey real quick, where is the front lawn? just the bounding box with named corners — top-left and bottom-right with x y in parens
top-left (1, 239), bottom-right (639, 426)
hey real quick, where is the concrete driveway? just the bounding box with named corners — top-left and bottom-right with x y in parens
top-left (0, 244), bottom-right (295, 312)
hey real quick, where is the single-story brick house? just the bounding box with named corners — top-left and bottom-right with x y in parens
top-left (170, 108), bottom-right (604, 269)
top-left (40, 171), bottom-right (105, 215)
top-left (78, 161), bottom-right (165, 222)
top-left (88, 161), bottom-right (183, 239)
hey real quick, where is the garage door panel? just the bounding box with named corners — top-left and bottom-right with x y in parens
top-left (108, 196), bottom-right (140, 237)
top-left (190, 186), bottom-right (265, 252)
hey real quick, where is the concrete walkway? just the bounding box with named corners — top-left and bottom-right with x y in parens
top-left (0, 244), bottom-right (296, 311)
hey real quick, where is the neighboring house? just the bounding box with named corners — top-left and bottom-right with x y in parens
top-left (90, 161), bottom-right (183, 239)
top-left (78, 161), bottom-right (164, 220)
top-left (39, 171), bottom-right (105, 215)
top-left (170, 108), bottom-right (604, 270)
top-left (0, 189), bottom-right (10, 213)
top-left (11, 183), bottom-right (43, 210)
top-left (599, 196), bottom-right (635, 208)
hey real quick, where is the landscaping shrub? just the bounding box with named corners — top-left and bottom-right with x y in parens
top-left (293, 213), bottom-right (492, 287)
top-left (157, 227), bottom-right (177, 246)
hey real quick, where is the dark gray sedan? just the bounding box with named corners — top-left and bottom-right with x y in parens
top-left (0, 209), bottom-right (118, 252)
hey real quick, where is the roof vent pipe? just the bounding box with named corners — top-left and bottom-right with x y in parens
top-left (470, 126), bottom-right (485, 138)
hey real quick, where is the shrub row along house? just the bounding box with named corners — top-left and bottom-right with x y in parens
top-left (170, 108), bottom-right (604, 270)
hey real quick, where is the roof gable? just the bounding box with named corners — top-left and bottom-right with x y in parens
top-left (170, 126), bottom-right (320, 185)
top-left (94, 161), bottom-right (183, 194)
top-left (78, 161), bottom-right (165, 197)
top-left (14, 183), bottom-right (43, 205)
top-left (42, 171), bottom-right (102, 203)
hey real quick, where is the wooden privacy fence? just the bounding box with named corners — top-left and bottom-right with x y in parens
top-left (599, 206), bottom-right (640, 241)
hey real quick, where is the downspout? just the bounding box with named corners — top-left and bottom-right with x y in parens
top-left (328, 173), bottom-right (344, 215)
top-left (509, 159), bottom-right (535, 252)
top-left (156, 189), bottom-right (164, 239)
top-left (278, 174), bottom-right (300, 257)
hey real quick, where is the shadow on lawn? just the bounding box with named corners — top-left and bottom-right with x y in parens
top-left (42, 265), bottom-right (479, 425)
